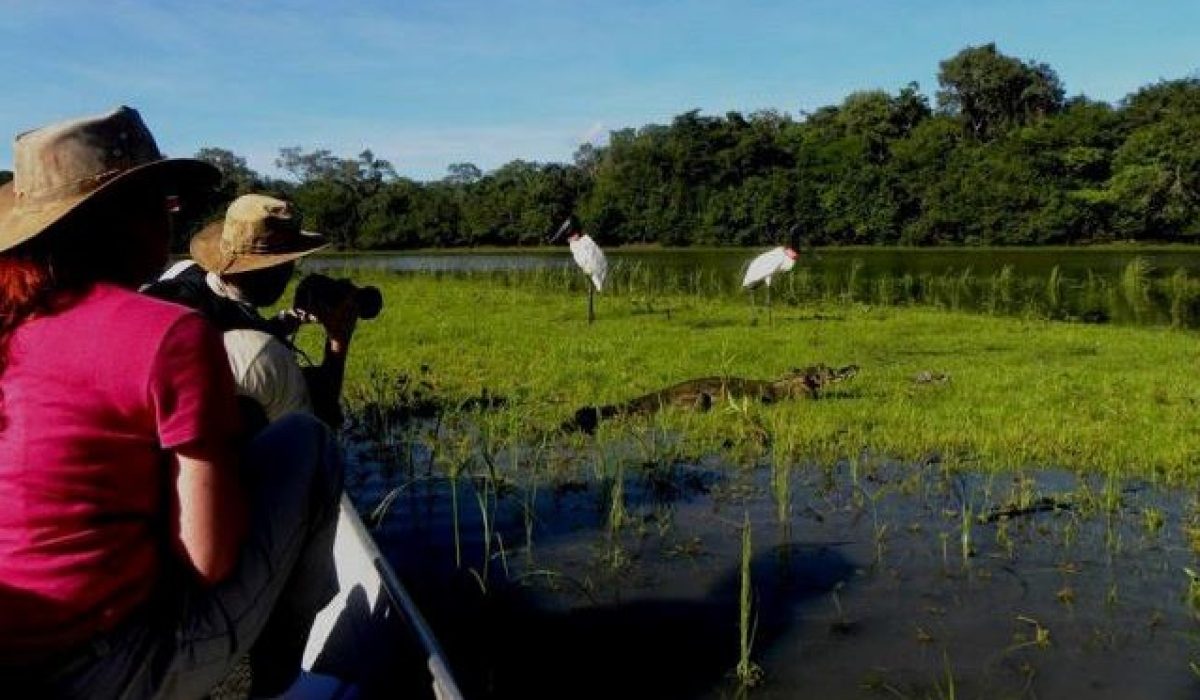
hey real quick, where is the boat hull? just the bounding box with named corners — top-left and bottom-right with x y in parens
top-left (287, 496), bottom-right (464, 700)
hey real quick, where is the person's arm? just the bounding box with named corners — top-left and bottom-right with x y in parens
top-left (170, 440), bottom-right (247, 585)
top-left (301, 294), bottom-right (358, 427)
top-left (151, 312), bottom-right (248, 586)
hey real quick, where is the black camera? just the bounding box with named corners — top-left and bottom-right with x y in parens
top-left (294, 273), bottom-right (383, 320)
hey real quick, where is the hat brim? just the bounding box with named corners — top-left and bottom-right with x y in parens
top-left (190, 218), bottom-right (330, 275)
top-left (0, 158), bottom-right (220, 254)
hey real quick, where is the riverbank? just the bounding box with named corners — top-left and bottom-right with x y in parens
top-left (311, 242), bottom-right (1200, 256)
top-left (297, 272), bottom-right (1199, 480)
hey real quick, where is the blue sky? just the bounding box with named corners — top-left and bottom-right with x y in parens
top-left (0, 0), bottom-right (1196, 181)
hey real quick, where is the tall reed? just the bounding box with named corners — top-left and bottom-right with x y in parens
top-left (1046, 264), bottom-right (1063, 314)
top-left (1167, 268), bottom-right (1191, 328)
top-left (735, 512), bottom-right (762, 688)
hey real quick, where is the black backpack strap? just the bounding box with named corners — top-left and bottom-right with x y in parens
top-left (144, 264), bottom-right (282, 339)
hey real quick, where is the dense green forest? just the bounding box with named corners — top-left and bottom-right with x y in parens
top-left (191, 44), bottom-right (1200, 249)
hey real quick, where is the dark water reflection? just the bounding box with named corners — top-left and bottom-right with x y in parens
top-left (346, 438), bottom-right (1200, 699)
top-left (309, 248), bottom-right (1200, 329)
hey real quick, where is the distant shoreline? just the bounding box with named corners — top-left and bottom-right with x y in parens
top-left (311, 242), bottom-right (1200, 256)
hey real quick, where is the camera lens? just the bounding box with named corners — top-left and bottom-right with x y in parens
top-left (356, 286), bottom-right (383, 320)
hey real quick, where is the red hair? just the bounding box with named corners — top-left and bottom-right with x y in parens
top-left (0, 257), bottom-right (48, 428)
top-left (0, 227), bottom-right (106, 429)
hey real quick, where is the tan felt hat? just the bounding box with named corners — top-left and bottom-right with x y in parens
top-left (190, 193), bottom-right (329, 275)
top-left (0, 106), bottom-right (218, 253)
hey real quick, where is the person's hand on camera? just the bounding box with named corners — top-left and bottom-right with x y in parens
top-left (318, 291), bottom-right (359, 352)
top-left (270, 308), bottom-right (318, 336)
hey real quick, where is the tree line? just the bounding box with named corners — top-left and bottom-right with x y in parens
top-left (184, 44), bottom-right (1200, 248)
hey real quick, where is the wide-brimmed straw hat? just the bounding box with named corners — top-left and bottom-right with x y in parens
top-left (191, 193), bottom-right (329, 275)
top-left (0, 106), bottom-right (219, 253)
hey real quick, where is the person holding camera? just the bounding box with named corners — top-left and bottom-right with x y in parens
top-left (147, 193), bottom-right (362, 428)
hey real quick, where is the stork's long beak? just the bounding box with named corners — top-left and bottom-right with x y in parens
top-left (548, 218), bottom-right (573, 243)
top-left (787, 224), bottom-right (801, 252)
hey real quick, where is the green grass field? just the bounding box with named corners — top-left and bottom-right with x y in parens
top-left (302, 271), bottom-right (1200, 481)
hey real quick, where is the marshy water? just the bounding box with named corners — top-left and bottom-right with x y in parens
top-left (318, 248), bottom-right (1200, 698)
top-left (344, 422), bottom-right (1200, 699)
top-left (310, 247), bottom-right (1200, 329)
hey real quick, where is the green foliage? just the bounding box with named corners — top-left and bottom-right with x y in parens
top-left (936, 43), bottom-right (1065, 141)
top-left (1120, 78), bottom-right (1200, 129)
top-left (195, 147), bottom-right (263, 198)
top-left (1106, 114), bottom-right (1200, 240)
top-left (194, 46), bottom-right (1194, 249)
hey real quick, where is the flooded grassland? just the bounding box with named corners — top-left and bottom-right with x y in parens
top-left (297, 265), bottom-right (1200, 699)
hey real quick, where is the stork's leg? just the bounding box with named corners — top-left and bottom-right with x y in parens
top-left (766, 282), bottom-right (773, 326)
top-left (588, 285), bottom-right (595, 324)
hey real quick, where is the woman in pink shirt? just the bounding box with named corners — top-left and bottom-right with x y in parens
top-left (0, 108), bottom-right (343, 698)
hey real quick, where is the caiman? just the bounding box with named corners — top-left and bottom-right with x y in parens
top-left (564, 363), bottom-right (858, 433)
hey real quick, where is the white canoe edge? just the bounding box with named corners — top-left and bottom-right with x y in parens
top-left (293, 494), bottom-right (466, 700)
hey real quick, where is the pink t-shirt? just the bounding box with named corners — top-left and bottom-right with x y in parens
top-left (0, 283), bottom-right (240, 656)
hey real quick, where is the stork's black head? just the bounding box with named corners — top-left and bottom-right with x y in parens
top-left (787, 224), bottom-right (801, 252)
top-left (549, 215), bottom-right (581, 243)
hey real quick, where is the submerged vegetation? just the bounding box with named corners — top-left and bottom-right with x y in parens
top-left (409, 252), bottom-right (1200, 329)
